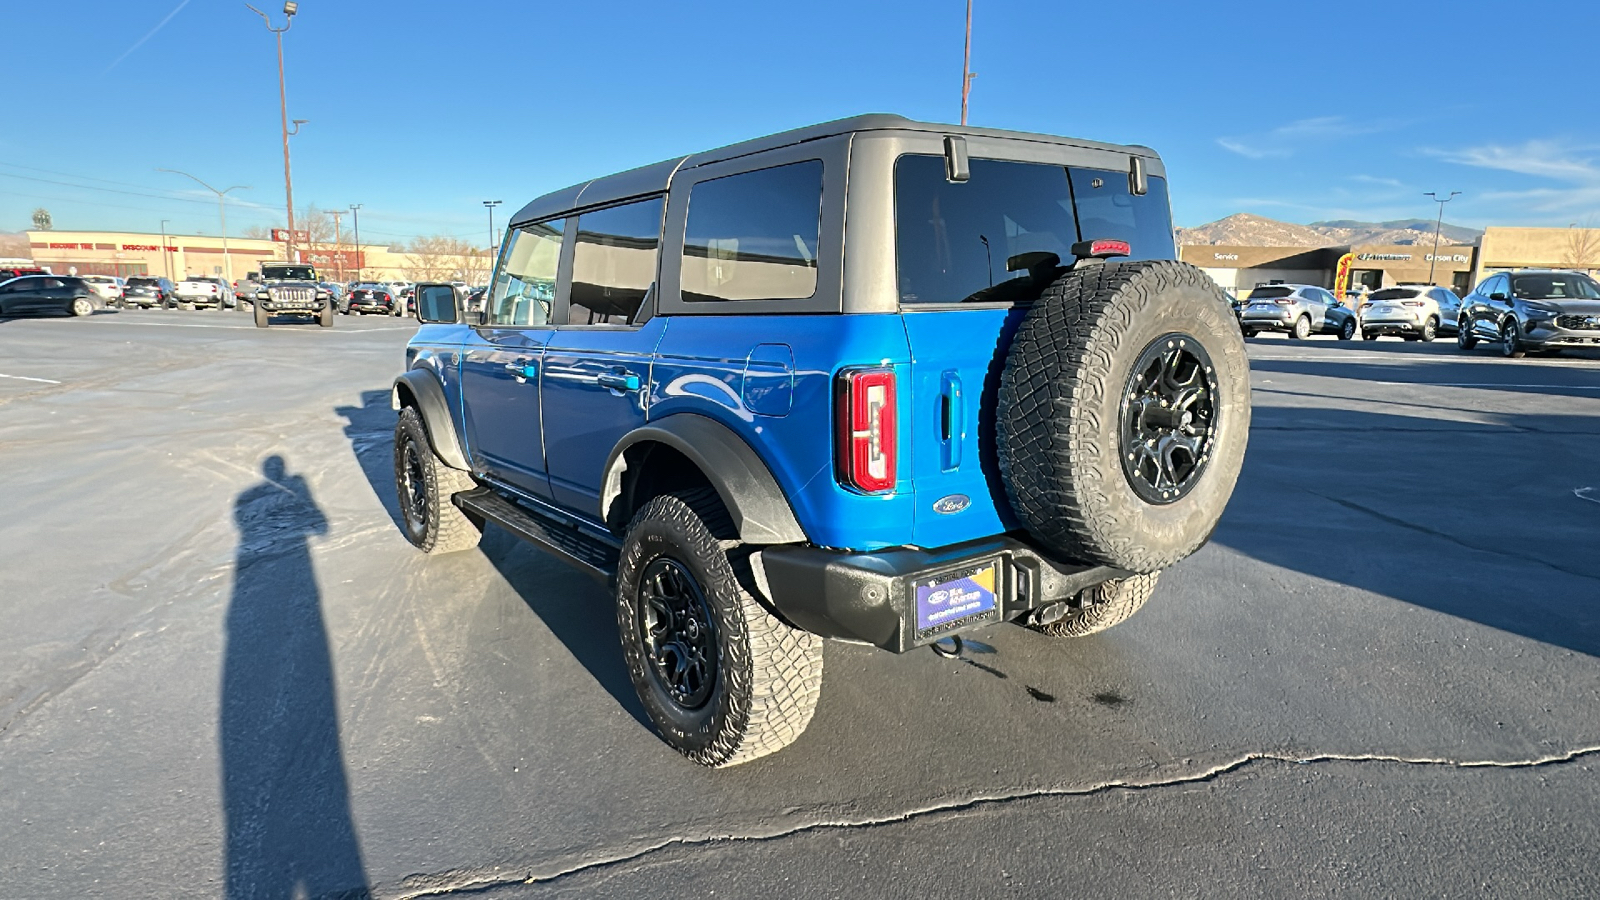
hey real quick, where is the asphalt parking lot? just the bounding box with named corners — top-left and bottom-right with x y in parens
top-left (2, 308), bottom-right (1598, 898)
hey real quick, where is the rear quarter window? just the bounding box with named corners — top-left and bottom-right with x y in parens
top-left (681, 160), bottom-right (822, 303)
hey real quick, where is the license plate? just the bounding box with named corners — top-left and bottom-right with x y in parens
top-left (914, 561), bottom-right (999, 632)
top-left (1249, 304), bottom-right (1276, 311)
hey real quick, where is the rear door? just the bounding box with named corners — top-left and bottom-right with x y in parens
top-left (894, 152), bottom-right (1177, 549)
top-left (539, 197), bottom-right (666, 519)
top-left (457, 218), bottom-right (565, 500)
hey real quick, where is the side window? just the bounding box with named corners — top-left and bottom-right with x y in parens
top-left (487, 218), bottom-right (564, 327)
top-left (681, 160), bottom-right (822, 303)
top-left (1488, 275), bottom-right (1508, 296)
top-left (567, 196), bottom-right (664, 325)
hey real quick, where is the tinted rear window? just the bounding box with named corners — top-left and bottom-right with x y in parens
top-left (1369, 288), bottom-right (1421, 302)
top-left (895, 155), bottom-right (1173, 305)
top-left (1249, 286), bottom-right (1293, 299)
top-left (681, 160), bottom-right (822, 303)
top-left (127, 277), bottom-right (159, 286)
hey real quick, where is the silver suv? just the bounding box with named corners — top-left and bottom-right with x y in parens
top-left (1238, 283), bottom-right (1359, 340)
top-left (1359, 284), bottom-right (1461, 342)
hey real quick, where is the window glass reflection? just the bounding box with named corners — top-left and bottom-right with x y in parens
top-left (682, 160), bottom-right (821, 303)
top-left (569, 198), bottom-right (663, 325)
top-left (488, 218), bottom-right (564, 326)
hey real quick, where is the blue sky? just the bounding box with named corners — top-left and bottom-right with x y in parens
top-left (5, 0), bottom-right (1598, 242)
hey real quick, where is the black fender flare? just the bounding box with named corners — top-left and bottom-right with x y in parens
top-left (392, 369), bottom-right (470, 471)
top-left (602, 414), bottom-right (807, 545)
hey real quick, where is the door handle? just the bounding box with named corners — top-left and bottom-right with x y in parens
top-left (504, 359), bottom-right (537, 380)
top-left (939, 370), bottom-right (964, 471)
top-left (596, 371), bottom-right (641, 392)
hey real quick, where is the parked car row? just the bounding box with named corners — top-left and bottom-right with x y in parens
top-left (1231, 268), bottom-right (1600, 359)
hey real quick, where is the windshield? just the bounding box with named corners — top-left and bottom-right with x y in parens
top-left (1511, 273), bottom-right (1600, 301)
top-left (262, 265), bottom-right (317, 281)
top-left (1369, 288), bottom-right (1422, 302)
top-left (127, 277), bottom-right (159, 287)
top-left (895, 155), bottom-right (1174, 305)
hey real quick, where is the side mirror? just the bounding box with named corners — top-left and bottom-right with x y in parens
top-left (414, 283), bottom-right (459, 324)
top-left (1489, 292), bottom-right (1507, 302)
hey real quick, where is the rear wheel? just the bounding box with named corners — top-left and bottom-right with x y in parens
top-left (1420, 316), bottom-right (1438, 342)
top-left (393, 406), bottom-right (482, 553)
top-left (1028, 572), bottom-right (1161, 637)
top-left (616, 490), bottom-right (823, 767)
top-left (319, 304), bottom-right (334, 328)
top-left (1290, 315), bottom-right (1311, 339)
top-left (1241, 327), bottom-right (1258, 338)
top-left (1458, 318), bottom-right (1478, 350)
top-left (1362, 330), bottom-right (1379, 341)
top-left (69, 297), bottom-right (94, 317)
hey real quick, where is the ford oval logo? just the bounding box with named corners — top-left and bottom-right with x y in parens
top-left (933, 494), bottom-right (970, 515)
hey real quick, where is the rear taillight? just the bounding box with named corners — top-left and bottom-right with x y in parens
top-left (836, 368), bottom-right (897, 494)
top-left (1273, 298), bottom-right (1292, 305)
top-left (1402, 301), bottom-right (1425, 307)
top-left (1360, 303), bottom-right (1373, 310)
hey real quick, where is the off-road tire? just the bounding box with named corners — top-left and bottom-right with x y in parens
top-left (393, 406), bottom-right (482, 553)
top-left (616, 490), bottom-right (823, 768)
top-left (319, 304), bottom-right (334, 328)
top-left (254, 303), bottom-right (268, 328)
top-left (1029, 572), bottom-right (1161, 638)
top-left (1458, 319), bottom-right (1477, 350)
top-left (997, 260), bottom-right (1251, 573)
top-left (1290, 315), bottom-right (1311, 339)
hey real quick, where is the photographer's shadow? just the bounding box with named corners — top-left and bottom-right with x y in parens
top-left (221, 455), bottom-right (370, 899)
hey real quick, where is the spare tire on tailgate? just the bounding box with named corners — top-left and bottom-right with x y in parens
top-left (997, 260), bottom-right (1250, 573)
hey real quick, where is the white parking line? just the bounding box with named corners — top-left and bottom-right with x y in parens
top-left (0, 372), bottom-right (63, 384)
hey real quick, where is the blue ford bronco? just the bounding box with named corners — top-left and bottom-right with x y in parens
top-left (392, 115), bottom-right (1250, 767)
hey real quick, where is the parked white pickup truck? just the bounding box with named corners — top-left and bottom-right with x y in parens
top-left (173, 276), bottom-right (234, 310)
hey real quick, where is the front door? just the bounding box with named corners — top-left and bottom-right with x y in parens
top-left (457, 218), bottom-right (566, 500)
top-left (538, 196), bottom-right (667, 520)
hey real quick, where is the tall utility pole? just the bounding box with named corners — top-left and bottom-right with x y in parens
top-left (1424, 191), bottom-right (1462, 285)
top-left (247, 2), bottom-right (300, 261)
top-left (960, 0), bottom-right (975, 125)
top-left (157, 169), bottom-right (248, 281)
top-left (330, 210), bottom-right (344, 282)
top-left (159, 219), bottom-right (172, 281)
top-left (484, 200), bottom-right (503, 260)
top-left (349, 204), bottom-right (362, 282)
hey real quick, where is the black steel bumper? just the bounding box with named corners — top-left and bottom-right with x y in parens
top-left (755, 535), bottom-right (1128, 653)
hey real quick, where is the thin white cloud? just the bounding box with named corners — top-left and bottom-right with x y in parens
top-left (1349, 175), bottom-right (1405, 189)
top-left (104, 0), bottom-right (193, 74)
top-left (1431, 140), bottom-right (1600, 183)
top-left (1218, 116), bottom-right (1396, 161)
top-left (1216, 138), bottom-right (1285, 160)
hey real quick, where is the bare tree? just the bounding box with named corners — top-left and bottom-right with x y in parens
top-left (1561, 220), bottom-right (1600, 273)
top-left (240, 224), bottom-right (274, 240)
top-left (403, 235), bottom-right (492, 284)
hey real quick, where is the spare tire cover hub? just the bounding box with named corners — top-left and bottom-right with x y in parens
top-left (1119, 333), bottom-right (1218, 505)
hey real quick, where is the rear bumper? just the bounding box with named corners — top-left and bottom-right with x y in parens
top-left (755, 535), bottom-right (1128, 653)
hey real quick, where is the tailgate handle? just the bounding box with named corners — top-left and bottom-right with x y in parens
top-left (940, 370), bottom-right (964, 471)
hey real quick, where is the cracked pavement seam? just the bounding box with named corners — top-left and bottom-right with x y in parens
top-left (389, 744), bottom-right (1600, 898)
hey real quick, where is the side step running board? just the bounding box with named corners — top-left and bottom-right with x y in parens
top-left (453, 488), bottom-right (620, 585)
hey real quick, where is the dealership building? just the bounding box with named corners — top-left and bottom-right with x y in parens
top-left (24, 230), bottom-right (418, 283)
top-left (1182, 226), bottom-right (1600, 299)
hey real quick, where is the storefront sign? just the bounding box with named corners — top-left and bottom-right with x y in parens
top-left (1425, 253), bottom-right (1470, 264)
top-left (271, 229), bottom-right (311, 244)
top-left (1357, 253), bottom-right (1413, 261)
top-left (1213, 252), bottom-right (1239, 261)
top-left (121, 244), bottom-right (179, 252)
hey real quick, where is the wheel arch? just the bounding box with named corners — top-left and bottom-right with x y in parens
top-left (392, 369), bottom-right (470, 471)
top-left (602, 414), bottom-right (808, 545)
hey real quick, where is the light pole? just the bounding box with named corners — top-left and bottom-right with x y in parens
top-left (159, 219), bottom-right (172, 281)
top-left (484, 200), bottom-right (503, 261)
top-left (247, 1), bottom-right (299, 262)
top-left (157, 169), bottom-right (248, 281)
top-left (349, 203), bottom-right (362, 282)
top-left (330, 210), bottom-right (344, 282)
top-left (960, 0), bottom-right (976, 125)
top-left (1424, 190), bottom-right (1461, 285)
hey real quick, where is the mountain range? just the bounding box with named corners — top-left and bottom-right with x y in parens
top-left (1177, 214), bottom-right (1482, 248)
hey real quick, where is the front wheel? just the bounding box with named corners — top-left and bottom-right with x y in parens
top-left (319, 305), bottom-right (334, 328)
top-left (1338, 318), bottom-right (1357, 341)
top-left (616, 490), bottom-right (823, 767)
top-left (253, 303), bottom-right (268, 328)
top-left (1290, 315), bottom-right (1311, 339)
top-left (1458, 319), bottom-right (1478, 350)
top-left (1029, 572), bottom-right (1161, 637)
top-left (1501, 320), bottom-right (1527, 358)
top-left (393, 407), bottom-right (482, 553)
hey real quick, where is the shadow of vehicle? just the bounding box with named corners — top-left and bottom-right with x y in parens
top-left (1216, 404), bottom-right (1600, 657)
top-left (335, 391), bottom-right (652, 730)
top-left (221, 455), bottom-right (370, 899)
top-left (1250, 355), bottom-right (1600, 400)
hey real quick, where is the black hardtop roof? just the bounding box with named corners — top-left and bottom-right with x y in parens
top-left (510, 114), bottom-right (1159, 226)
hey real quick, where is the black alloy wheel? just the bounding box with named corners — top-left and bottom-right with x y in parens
top-left (1119, 333), bottom-right (1219, 505)
top-left (638, 558), bottom-right (719, 711)
top-left (399, 438), bottom-right (430, 539)
top-left (1501, 320), bottom-right (1526, 358)
top-left (1458, 319), bottom-right (1477, 350)
top-left (1339, 318), bottom-right (1356, 340)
